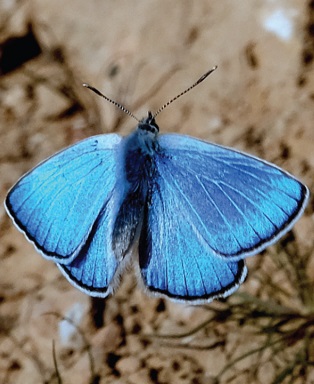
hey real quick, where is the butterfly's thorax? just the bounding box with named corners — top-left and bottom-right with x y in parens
top-left (112, 113), bottom-right (161, 260)
top-left (124, 113), bottom-right (160, 182)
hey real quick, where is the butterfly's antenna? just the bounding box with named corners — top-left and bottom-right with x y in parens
top-left (83, 83), bottom-right (140, 122)
top-left (152, 66), bottom-right (218, 119)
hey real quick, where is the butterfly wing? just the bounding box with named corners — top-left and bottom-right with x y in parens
top-left (57, 198), bottom-right (122, 297)
top-left (5, 134), bottom-right (126, 296)
top-left (138, 134), bottom-right (308, 302)
top-left (139, 180), bottom-right (248, 303)
top-left (158, 134), bottom-right (309, 258)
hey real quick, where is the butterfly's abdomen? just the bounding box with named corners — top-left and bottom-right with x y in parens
top-left (111, 131), bottom-right (158, 260)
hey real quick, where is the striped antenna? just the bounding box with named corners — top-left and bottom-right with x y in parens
top-left (83, 83), bottom-right (140, 122)
top-left (152, 66), bottom-right (217, 119)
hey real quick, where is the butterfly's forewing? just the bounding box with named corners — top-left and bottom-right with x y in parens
top-left (138, 133), bottom-right (309, 302)
top-left (158, 134), bottom-right (308, 258)
top-left (5, 134), bottom-right (122, 266)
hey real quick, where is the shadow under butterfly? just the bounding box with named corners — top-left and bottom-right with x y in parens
top-left (5, 67), bottom-right (309, 304)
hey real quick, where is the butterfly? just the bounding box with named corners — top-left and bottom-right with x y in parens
top-left (5, 67), bottom-right (309, 304)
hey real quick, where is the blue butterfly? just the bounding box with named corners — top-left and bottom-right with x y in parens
top-left (5, 68), bottom-right (309, 304)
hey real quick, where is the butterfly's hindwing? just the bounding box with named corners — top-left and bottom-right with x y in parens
top-left (58, 199), bottom-right (119, 297)
top-left (138, 173), bottom-right (248, 302)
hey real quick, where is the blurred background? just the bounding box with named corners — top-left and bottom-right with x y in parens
top-left (0, 1), bottom-right (313, 383)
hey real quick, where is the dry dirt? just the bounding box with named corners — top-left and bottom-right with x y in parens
top-left (0, 1), bottom-right (314, 383)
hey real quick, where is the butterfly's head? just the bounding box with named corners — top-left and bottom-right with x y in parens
top-left (138, 111), bottom-right (159, 136)
top-left (134, 111), bottom-right (160, 154)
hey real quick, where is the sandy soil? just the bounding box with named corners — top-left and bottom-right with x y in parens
top-left (0, 1), bottom-right (313, 383)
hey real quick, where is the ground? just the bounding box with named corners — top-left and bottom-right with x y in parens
top-left (0, 1), bottom-right (313, 383)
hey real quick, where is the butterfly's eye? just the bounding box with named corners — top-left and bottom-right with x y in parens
top-left (140, 123), bottom-right (158, 134)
